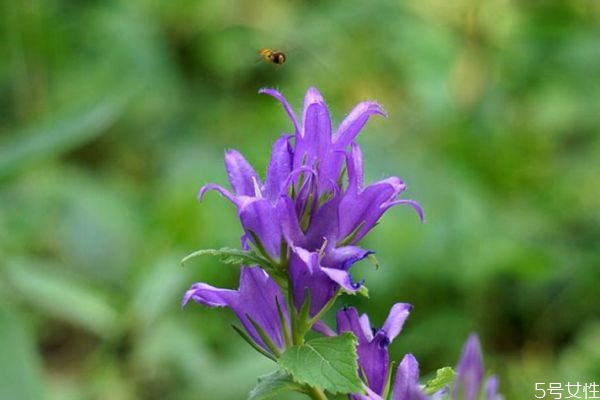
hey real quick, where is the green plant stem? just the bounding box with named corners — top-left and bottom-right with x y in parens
top-left (306, 386), bottom-right (328, 400)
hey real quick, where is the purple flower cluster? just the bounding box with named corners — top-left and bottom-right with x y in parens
top-left (182, 87), bottom-right (502, 399)
top-left (331, 305), bottom-right (503, 400)
top-left (186, 87), bottom-right (421, 321)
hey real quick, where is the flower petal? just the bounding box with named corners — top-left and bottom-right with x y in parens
top-left (321, 267), bottom-right (362, 293)
top-left (295, 87), bottom-right (332, 170)
top-left (385, 199), bottom-right (425, 222)
top-left (337, 307), bottom-right (388, 396)
top-left (289, 246), bottom-right (337, 316)
top-left (339, 176), bottom-right (406, 244)
top-left (182, 282), bottom-right (237, 308)
top-left (381, 303), bottom-right (413, 342)
top-left (391, 354), bottom-right (426, 400)
top-left (259, 88), bottom-right (299, 134)
top-left (322, 245), bottom-right (374, 271)
top-left (336, 306), bottom-right (368, 343)
top-left (264, 135), bottom-right (293, 200)
top-left (239, 198), bottom-right (285, 261)
top-left (313, 320), bottom-right (336, 337)
top-left (454, 334), bottom-right (485, 400)
top-left (224, 150), bottom-right (261, 197)
top-left (198, 183), bottom-right (237, 204)
top-left (485, 376), bottom-right (502, 400)
top-left (334, 101), bottom-right (386, 148)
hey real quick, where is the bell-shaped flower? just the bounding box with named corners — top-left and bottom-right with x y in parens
top-left (336, 303), bottom-right (413, 399)
top-left (182, 267), bottom-right (290, 358)
top-left (391, 334), bottom-right (503, 400)
top-left (288, 245), bottom-right (373, 317)
top-left (452, 334), bottom-right (503, 400)
top-left (198, 135), bottom-right (293, 263)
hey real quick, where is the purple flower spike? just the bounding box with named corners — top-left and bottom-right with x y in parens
top-left (183, 267), bottom-right (290, 357)
top-left (484, 376), bottom-right (503, 400)
top-left (392, 354), bottom-right (427, 400)
top-left (337, 303), bottom-right (413, 398)
top-left (453, 334), bottom-right (485, 400)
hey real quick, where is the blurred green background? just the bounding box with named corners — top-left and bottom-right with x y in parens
top-left (1, 0), bottom-right (599, 399)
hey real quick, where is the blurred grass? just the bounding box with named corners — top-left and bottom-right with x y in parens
top-left (1, 0), bottom-right (599, 399)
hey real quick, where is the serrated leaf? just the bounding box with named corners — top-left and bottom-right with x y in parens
top-left (423, 366), bottom-right (456, 395)
top-left (247, 370), bottom-right (305, 400)
top-left (278, 333), bottom-right (363, 395)
top-left (181, 247), bottom-right (273, 269)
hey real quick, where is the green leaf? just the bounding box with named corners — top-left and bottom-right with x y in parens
top-left (0, 94), bottom-right (131, 178)
top-left (181, 247), bottom-right (274, 270)
top-left (278, 333), bottom-right (363, 395)
top-left (6, 258), bottom-right (119, 337)
top-left (247, 370), bottom-right (305, 400)
top-left (423, 366), bottom-right (456, 395)
top-left (0, 305), bottom-right (46, 400)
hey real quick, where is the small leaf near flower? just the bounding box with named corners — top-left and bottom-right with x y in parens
top-left (423, 366), bottom-right (456, 395)
top-left (181, 247), bottom-right (275, 270)
top-left (278, 332), bottom-right (364, 395)
top-left (247, 370), bottom-right (306, 400)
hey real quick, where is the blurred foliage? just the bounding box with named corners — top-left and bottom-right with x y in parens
top-left (1, 0), bottom-right (599, 399)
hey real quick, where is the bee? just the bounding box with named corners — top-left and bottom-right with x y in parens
top-left (258, 48), bottom-right (287, 65)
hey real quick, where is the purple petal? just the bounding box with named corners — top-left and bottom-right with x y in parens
top-left (321, 267), bottom-right (361, 293)
top-left (295, 87), bottom-right (332, 170)
top-left (454, 334), bottom-right (485, 400)
top-left (350, 385), bottom-right (385, 400)
top-left (235, 267), bottom-right (289, 350)
top-left (334, 101), bottom-right (386, 148)
top-left (322, 246), bottom-right (374, 271)
top-left (358, 313), bottom-right (373, 341)
top-left (238, 198), bottom-right (285, 261)
top-left (304, 196), bottom-right (341, 249)
top-left (336, 306), bottom-right (369, 343)
top-left (280, 196), bottom-right (306, 247)
top-left (264, 135), bottom-right (293, 200)
top-left (485, 376), bottom-right (502, 400)
top-left (336, 308), bottom-right (388, 396)
top-left (339, 176), bottom-right (406, 244)
top-left (289, 247), bottom-right (337, 316)
top-left (391, 353), bottom-right (426, 400)
top-left (182, 282), bottom-right (236, 308)
top-left (313, 320), bottom-right (336, 337)
top-left (386, 199), bottom-right (425, 222)
top-left (224, 150), bottom-right (261, 197)
top-left (381, 303), bottom-right (413, 342)
top-left (347, 143), bottom-right (365, 193)
top-left (259, 88), bottom-right (299, 134)
top-left (198, 183), bottom-right (237, 204)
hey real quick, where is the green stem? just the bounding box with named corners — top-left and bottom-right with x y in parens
top-left (306, 386), bottom-right (328, 400)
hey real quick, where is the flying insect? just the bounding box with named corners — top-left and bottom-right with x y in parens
top-left (258, 48), bottom-right (287, 65)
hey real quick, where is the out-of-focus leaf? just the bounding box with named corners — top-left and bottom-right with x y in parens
top-left (5, 258), bottom-right (119, 337)
top-left (423, 366), bottom-right (456, 395)
top-left (0, 305), bottom-right (46, 399)
top-left (0, 94), bottom-right (131, 178)
top-left (248, 370), bottom-right (305, 400)
top-left (129, 255), bottom-right (193, 328)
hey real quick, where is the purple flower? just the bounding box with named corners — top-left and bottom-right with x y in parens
top-left (452, 334), bottom-right (503, 400)
top-left (391, 334), bottom-right (503, 400)
top-left (197, 87), bottom-right (422, 317)
top-left (335, 303), bottom-right (413, 398)
top-left (182, 267), bottom-right (290, 358)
